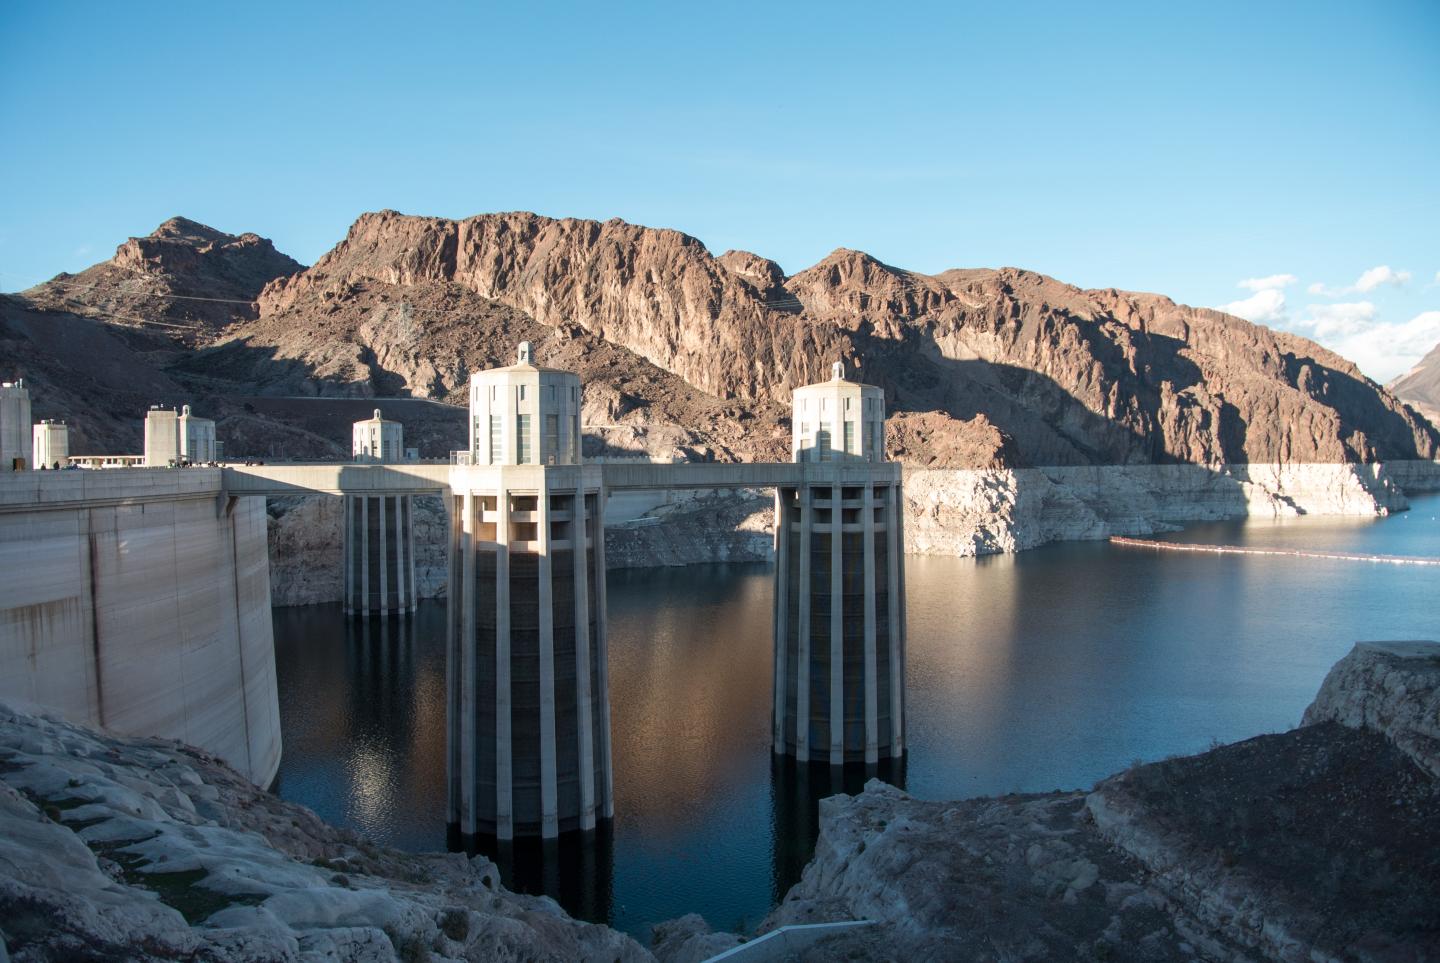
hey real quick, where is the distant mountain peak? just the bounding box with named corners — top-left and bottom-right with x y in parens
top-left (149, 216), bottom-right (231, 242)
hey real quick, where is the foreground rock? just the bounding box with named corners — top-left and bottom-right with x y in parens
top-left (0, 701), bottom-right (649, 962)
top-left (713, 642), bottom-right (1440, 962)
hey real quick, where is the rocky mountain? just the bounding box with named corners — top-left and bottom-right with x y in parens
top-left (7, 209), bottom-right (1438, 584)
top-left (23, 216), bottom-right (302, 343)
top-left (1389, 341), bottom-right (1440, 426)
top-left (241, 209), bottom-right (1438, 469)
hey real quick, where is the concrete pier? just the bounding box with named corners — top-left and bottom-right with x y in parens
top-left (774, 364), bottom-right (906, 763)
top-left (772, 468), bottom-right (905, 762)
top-left (343, 493), bottom-right (418, 616)
top-left (447, 344), bottom-right (611, 840)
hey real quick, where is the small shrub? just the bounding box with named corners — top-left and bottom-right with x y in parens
top-left (439, 908), bottom-right (469, 942)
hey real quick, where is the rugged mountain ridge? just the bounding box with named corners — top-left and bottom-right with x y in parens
top-left (1389, 340), bottom-right (1440, 426)
top-left (247, 209), bottom-right (1439, 470)
top-left (7, 211), bottom-right (1438, 588)
top-left (23, 216), bottom-right (302, 342)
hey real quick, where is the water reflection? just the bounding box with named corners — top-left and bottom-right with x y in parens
top-left (272, 608), bottom-right (448, 851)
top-left (272, 495), bottom-right (1439, 941)
top-left (454, 828), bottom-right (615, 924)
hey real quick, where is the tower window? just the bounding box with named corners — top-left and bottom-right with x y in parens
top-left (489, 415), bottom-right (502, 463)
top-left (516, 413), bottom-right (532, 463)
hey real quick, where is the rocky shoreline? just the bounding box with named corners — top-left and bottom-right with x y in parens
top-left (0, 700), bottom-right (648, 962)
top-left (683, 640), bottom-right (1440, 962)
top-left (264, 460), bottom-right (1440, 608)
top-left (4, 642), bottom-right (1437, 961)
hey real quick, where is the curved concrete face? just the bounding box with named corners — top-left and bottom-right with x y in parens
top-left (0, 470), bottom-right (281, 786)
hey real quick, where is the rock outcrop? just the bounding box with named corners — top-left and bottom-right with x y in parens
top-left (249, 210), bottom-right (1438, 471)
top-left (1301, 640), bottom-right (1440, 778)
top-left (717, 641), bottom-right (1440, 962)
top-left (23, 217), bottom-right (302, 341)
top-left (1389, 340), bottom-right (1440, 427)
top-left (7, 209), bottom-right (1439, 580)
top-left (902, 460), bottom-right (1434, 557)
top-left (0, 700), bottom-right (649, 962)
top-left (265, 494), bottom-right (450, 607)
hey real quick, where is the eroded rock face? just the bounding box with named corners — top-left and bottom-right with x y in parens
top-left (604, 491), bottom-right (773, 569)
top-left (252, 210), bottom-right (1438, 470)
top-left (25, 216), bottom-right (302, 340)
top-left (753, 781), bottom-right (1229, 961)
top-left (1087, 719), bottom-right (1440, 962)
top-left (1302, 640), bottom-right (1440, 778)
top-left (1389, 341), bottom-right (1440, 426)
top-left (0, 701), bottom-right (650, 962)
top-left (902, 461), bottom-right (1430, 557)
top-left (726, 642), bottom-right (1440, 962)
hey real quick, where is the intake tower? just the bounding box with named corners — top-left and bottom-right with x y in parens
top-left (344, 409), bottom-right (417, 617)
top-left (773, 362), bottom-right (906, 764)
top-left (447, 343), bottom-right (611, 840)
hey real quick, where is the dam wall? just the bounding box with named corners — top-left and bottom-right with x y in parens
top-left (0, 469), bottom-right (280, 786)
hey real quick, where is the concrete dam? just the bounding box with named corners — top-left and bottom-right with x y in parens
top-left (0, 349), bottom-right (909, 843)
top-left (0, 468), bottom-right (281, 786)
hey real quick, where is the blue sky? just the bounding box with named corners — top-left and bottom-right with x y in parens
top-left (2, 1), bottom-right (1436, 381)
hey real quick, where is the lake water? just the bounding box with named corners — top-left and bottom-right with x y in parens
top-left (270, 493), bottom-right (1439, 940)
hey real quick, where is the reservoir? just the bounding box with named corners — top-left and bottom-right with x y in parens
top-left (270, 494), bottom-right (1439, 940)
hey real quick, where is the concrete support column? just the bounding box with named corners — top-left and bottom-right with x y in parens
top-left (771, 488), bottom-right (790, 755)
top-left (406, 495), bottom-right (417, 613)
top-left (344, 496), bottom-right (355, 616)
top-left (393, 496), bottom-right (405, 612)
top-left (361, 496), bottom-right (370, 617)
top-left (885, 483), bottom-right (904, 757)
top-left (537, 485), bottom-right (558, 838)
top-left (895, 480), bottom-right (907, 755)
top-left (795, 485), bottom-right (812, 762)
top-left (594, 485), bottom-right (613, 819)
top-left (459, 491), bottom-right (477, 836)
top-left (378, 495), bottom-right (389, 615)
top-left (574, 489), bottom-right (596, 830)
top-left (446, 493), bottom-right (463, 829)
top-left (829, 482), bottom-right (843, 766)
top-left (862, 484), bottom-right (878, 764)
top-left (495, 484), bottom-right (514, 839)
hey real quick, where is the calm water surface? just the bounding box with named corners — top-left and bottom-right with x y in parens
top-left (271, 493), bottom-right (1439, 939)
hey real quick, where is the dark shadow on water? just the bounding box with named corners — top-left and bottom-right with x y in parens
top-left (449, 824), bottom-right (615, 925)
top-left (770, 755), bottom-right (907, 905)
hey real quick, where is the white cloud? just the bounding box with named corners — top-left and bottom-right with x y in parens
top-left (1219, 288), bottom-right (1287, 324)
top-left (1282, 306), bottom-right (1440, 383)
top-left (1237, 273), bottom-right (1297, 292)
top-left (1354, 265), bottom-right (1411, 292)
top-left (1308, 264), bottom-right (1412, 297)
top-left (1302, 301), bottom-right (1376, 339)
